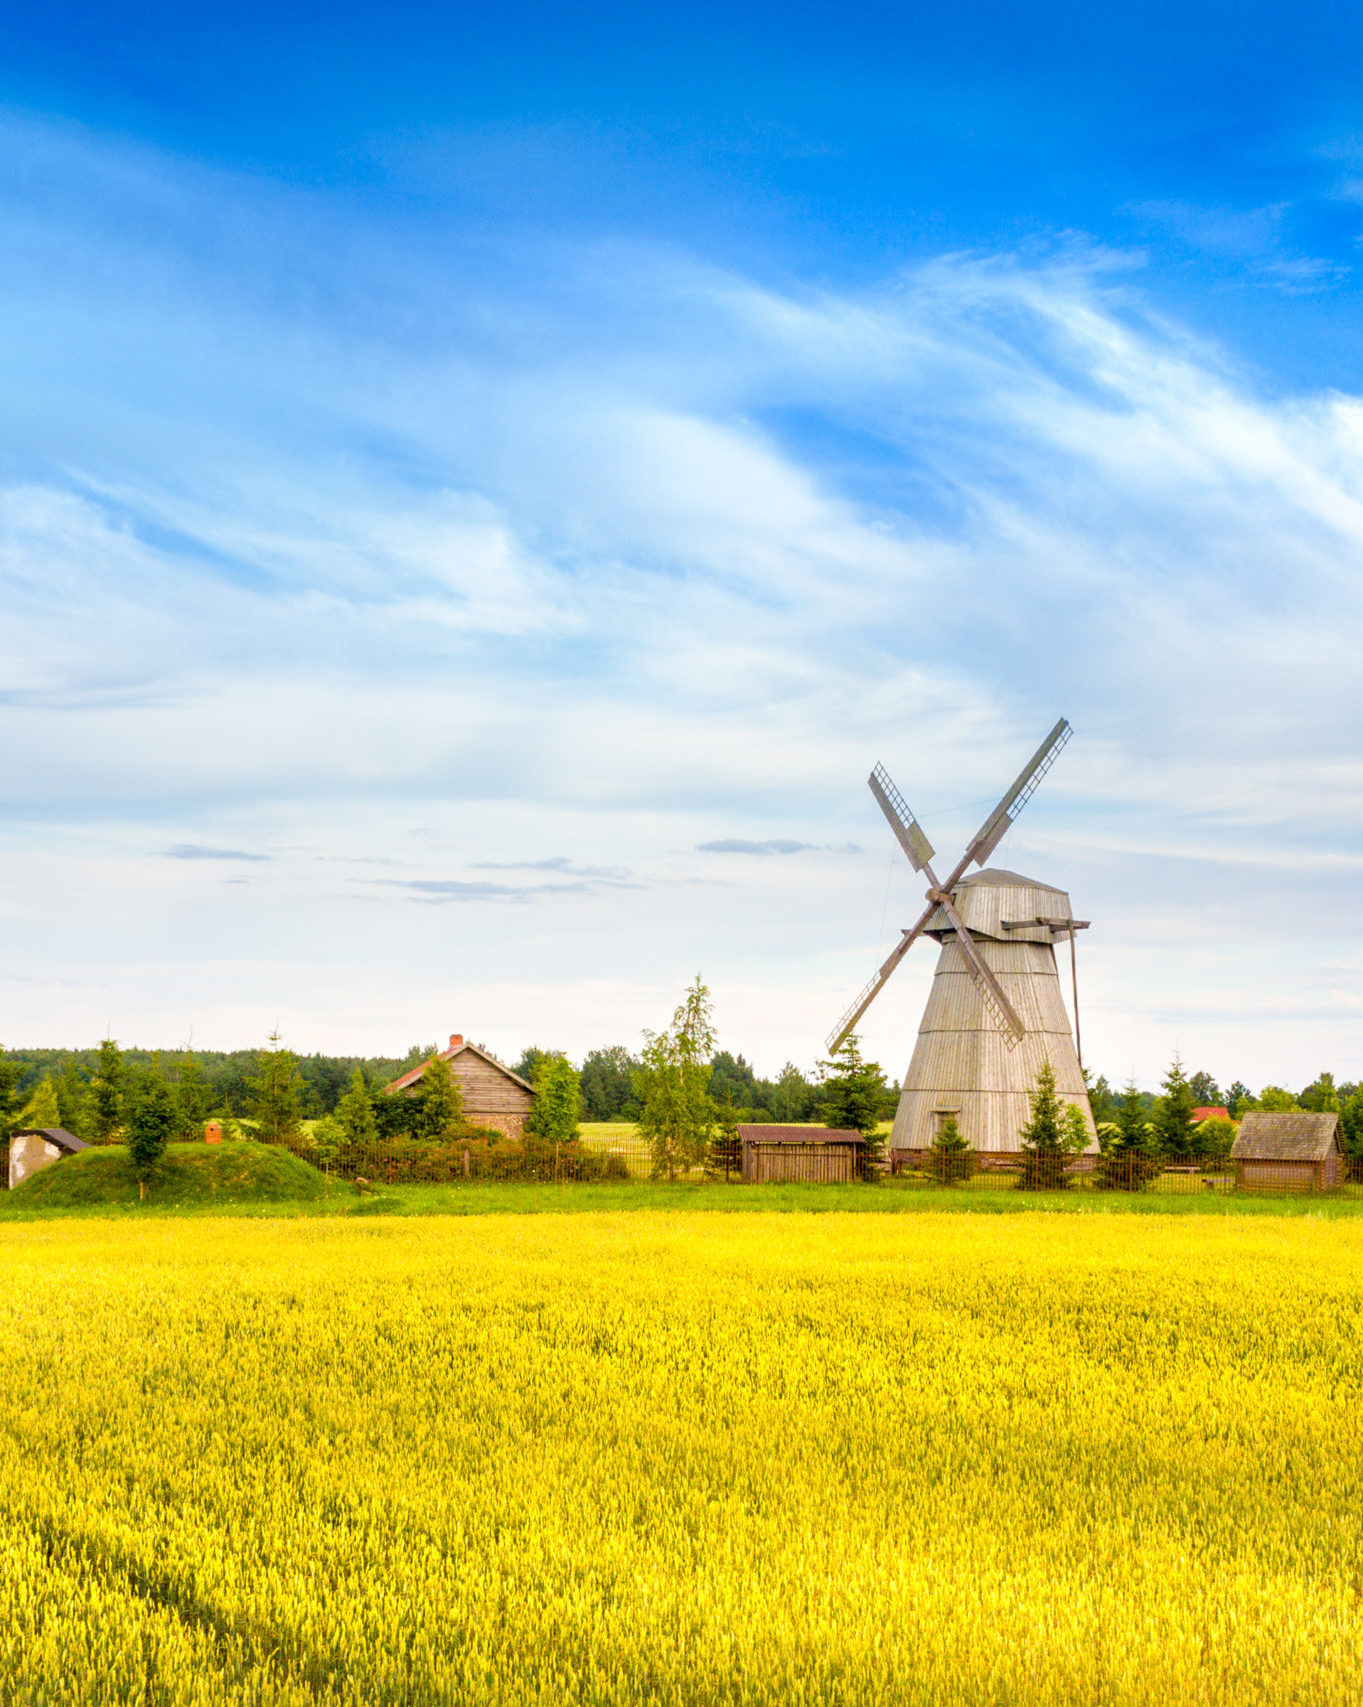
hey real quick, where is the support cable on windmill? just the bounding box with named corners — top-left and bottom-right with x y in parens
top-left (830, 719), bottom-right (1096, 1161)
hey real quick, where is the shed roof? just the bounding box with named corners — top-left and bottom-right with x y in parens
top-left (737, 1125), bottom-right (864, 1145)
top-left (1231, 1111), bottom-right (1340, 1162)
top-left (12, 1127), bottom-right (88, 1154)
top-left (385, 1039), bottom-right (535, 1097)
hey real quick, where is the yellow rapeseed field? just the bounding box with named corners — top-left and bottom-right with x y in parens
top-left (1, 1211), bottom-right (1361, 1705)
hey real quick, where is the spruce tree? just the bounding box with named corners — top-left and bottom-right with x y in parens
top-left (337, 1067), bottom-right (379, 1144)
top-left (89, 1038), bottom-right (125, 1143)
top-left (417, 1055), bottom-right (464, 1141)
top-left (247, 1033), bottom-right (304, 1142)
top-left (125, 1070), bottom-right (176, 1200)
top-left (525, 1053), bottom-right (582, 1148)
top-left (1153, 1055), bottom-right (1199, 1160)
top-left (1018, 1059), bottom-right (1085, 1190)
top-left (929, 1114), bottom-right (975, 1184)
top-left (816, 1034), bottom-right (888, 1176)
top-left (1094, 1079), bottom-right (1159, 1190)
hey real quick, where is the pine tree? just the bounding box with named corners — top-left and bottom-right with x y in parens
top-left (89, 1038), bottom-right (125, 1143)
top-left (174, 1052), bottom-right (215, 1140)
top-left (635, 975), bottom-right (717, 1179)
top-left (336, 1068), bottom-right (379, 1144)
top-left (525, 1053), bottom-right (582, 1148)
top-left (417, 1054), bottom-right (464, 1141)
top-left (929, 1114), bottom-right (975, 1184)
top-left (248, 1033), bottom-right (304, 1142)
top-left (125, 1069), bottom-right (176, 1200)
top-left (1226, 1081), bottom-right (1254, 1118)
top-left (816, 1034), bottom-right (888, 1176)
top-left (1153, 1055), bottom-right (1199, 1159)
top-left (1094, 1079), bottom-right (1161, 1191)
top-left (19, 1074), bottom-right (61, 1128)
top-left (1018, 1059), bottom-right (1086, 1190)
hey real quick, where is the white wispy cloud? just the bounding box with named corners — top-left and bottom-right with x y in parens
top-left (0, 114), bottom-right (1361, 1085)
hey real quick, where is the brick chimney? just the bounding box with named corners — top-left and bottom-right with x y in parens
top-left (449, 1033), bottom-right (464, 1049)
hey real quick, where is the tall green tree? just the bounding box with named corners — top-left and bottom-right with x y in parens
top-left (1257, 1085), bottom-right (1299, 1112)
top-left (526, 1053), bottom-right (582, 1148)
top-left (174, 1051), bottom-right (215, 1140)
top-left (0, 1051), bottom-right (21, 1143)
top-left (635, 975), bottom-right (717, 1179)
top-left (1153, 1055), bottom-right (1200, 1159)
top-left (579, 1046), bottom-right (639, 1121)
top-left (417, 1054), bottom-right (464, 1141)
top-left (1298, 1072), bottom-right (1341, 1113)
top-left (1018, 1059), bottom-right (1087, 1190)
top-left (336, 1068), bottom-right (380, 1144)
top-left (89, 1038), bottom-right (125, 1143)
top-left (770, 1062), bottom-right (815, 1123)
top-left (1340, 1086), bottom-right (1363, 1172)
top-left (816, 1035), bottom-right (887, 1175)
top-left (512, 1046), bottom-right (555, 1087)
top-left (248, 1033), bottom-right (304, 1142)
top-left (1187, 1070), bottom-right (1223, 1108)
top-left (19, 1075), bottom-right (61, 1128)
top-left (1226, 1080), bottom-right (1254, 1117)
top-left (125, 1069), bottom-right (176, 1200)
top-left (56, 1058), bottom-right (87, 1136)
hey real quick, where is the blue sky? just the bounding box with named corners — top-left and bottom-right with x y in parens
top-left (2, 1), bottom-right (1362, 1087)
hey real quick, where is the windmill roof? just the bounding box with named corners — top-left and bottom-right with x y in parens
top-left (958, 868), bottom-right (1066, 892)
top-left (1231, 1112), bottom-right (1340, 1162)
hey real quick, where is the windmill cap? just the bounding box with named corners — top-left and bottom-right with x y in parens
top-left (957, 868), bottom-right (1066, 892)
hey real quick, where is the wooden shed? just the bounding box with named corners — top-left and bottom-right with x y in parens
top-left (738, 1125), bottom-right (864, 1184)
top-left (384, 1033), bottom-right (536, 1138)
top-left (1231, 1111), bottom-right (1344, 1191)
top-left (8, 1127), bottom-right (89, 1191)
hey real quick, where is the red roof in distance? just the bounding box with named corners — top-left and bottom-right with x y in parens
top-left (1192, 1106), bottom-right (1230, 1122)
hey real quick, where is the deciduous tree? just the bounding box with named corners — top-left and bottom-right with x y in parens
top-left (525, 1053), bottom-right (582, 1148)
top-left (635, 975), bottom-right (717, 1179)
top-left (125, 1069), bottom-right (176, 1199)
top-left (19, 1074), bottom-right (61, 1128)
top-left (174, 1051), bottom-right (214, 1140)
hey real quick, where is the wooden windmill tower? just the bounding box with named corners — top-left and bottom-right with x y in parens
top-left (828, 719), bottom-right (1095, 1158)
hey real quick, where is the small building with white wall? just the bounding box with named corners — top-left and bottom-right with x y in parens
top-left (8, 1127), bottom-right (89, 1191)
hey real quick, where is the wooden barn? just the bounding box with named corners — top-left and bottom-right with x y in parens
top-left (384, 1034), bottom-right (535, 1138)
top-left (8, 1127), bottom-right (88, 1191)
top-left (1231, 1112), bottom-right (1344, 1192)
top-left (738, 1125), bottom-right (864, 1183)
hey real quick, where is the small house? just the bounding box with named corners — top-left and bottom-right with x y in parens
top-left (738, 1125), bottom-right (864, 1184)
top-left (384, 1034), bottom-right (536, 1138)
top-left (9, 1127), bottom-right (89, 1191)
top-left (1231, 1112), bottom-right (1344, 1192)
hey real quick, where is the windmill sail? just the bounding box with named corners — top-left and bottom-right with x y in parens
top-left (869, 765), bottom-right (936, 872)
top-left (965, 718), bottom-right (1071, 869)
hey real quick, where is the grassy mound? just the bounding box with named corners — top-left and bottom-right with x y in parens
top-left (11, 1142), bottom-right (327, 1209)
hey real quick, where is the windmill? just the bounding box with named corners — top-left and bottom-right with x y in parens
top-left (829, 719), bottom-right (1095, 1157)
